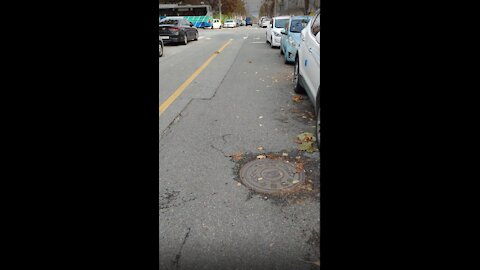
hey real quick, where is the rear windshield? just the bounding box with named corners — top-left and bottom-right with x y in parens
top-left (160, 19), bottom-right (179, 25)
top-left (290, 18), bottom-right (310, 33)
top-left (274, 19), bottom-right (288, 28)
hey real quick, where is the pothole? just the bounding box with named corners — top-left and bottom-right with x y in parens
top-left (239, 159), bottom-right (305, 194)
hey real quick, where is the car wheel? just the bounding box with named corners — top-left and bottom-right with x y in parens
top-left (270, 37), bottom-right (274, 48)
top-left (194, 31), bottom-right (198, 41)
top-left (159, 44), bottom-right (163, 57)
top-left (280, 44), bottom-right (284, 55)
top-left (294, 56), bottom-right (305, 93)
top-left (182, 33), bottom-right (188, 45)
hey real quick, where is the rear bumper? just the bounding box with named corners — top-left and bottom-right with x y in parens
top-left (160, 35), bottom-right (181, 43)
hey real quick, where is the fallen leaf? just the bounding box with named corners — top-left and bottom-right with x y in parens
top-left (299, 141), bottom-right (316, 153)
top-left (256, 155), bottom-right (266, 159)
top-left (257, 177), bottom-right (263, 181)
top-left (297, 132), bottom-right (316, 143)
top-left (292, 95), bottom-right (303, 102)
top-left (230, 151), bottom-right (244, 161)
top-left (292, 180), bottom-right (300, 184)
top-left (257, 146), bottom-right (264, 151)
top-left (295, 162), bottom-right (304, 173)
top-left (302, 115), bottom-right (307, 119)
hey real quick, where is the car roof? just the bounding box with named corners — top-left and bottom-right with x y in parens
top-left (274, 16), bottom-right (290, 20)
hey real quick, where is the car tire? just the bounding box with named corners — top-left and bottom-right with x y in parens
top-left (182, 33), bottom-right (188, 45)
top-left (294, 56), bottom-right (305, 93)
top-left (159, 44), bottom-right (163, 57)
top-left (194, 31), bottom-right (198, 41)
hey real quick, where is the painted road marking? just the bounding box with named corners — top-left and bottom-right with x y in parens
top-left (159, 39), bottom-right (234, 115)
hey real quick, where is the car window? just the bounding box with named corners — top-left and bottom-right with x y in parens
top-left (311, 14), bottom-right (320, 36)
top-left (290, 18), bottom-right (310, 33)
top-left (274, 18), bottom-right (288, 28)
top-left (160, 19), bottom-right (179, 25)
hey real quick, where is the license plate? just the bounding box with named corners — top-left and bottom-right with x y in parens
top-left (160, 36), bottom-right (169, 40)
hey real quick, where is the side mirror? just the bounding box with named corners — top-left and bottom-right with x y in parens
top-left (190, 22), bottom-right (194, 27)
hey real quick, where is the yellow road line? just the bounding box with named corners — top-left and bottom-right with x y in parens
top-left (159, 39), bottom-right (234, 115)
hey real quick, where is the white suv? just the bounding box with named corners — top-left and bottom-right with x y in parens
top-left (266, 16), bottom-right (290, 48)
top-left (294, 9), bottom-right (320, 148)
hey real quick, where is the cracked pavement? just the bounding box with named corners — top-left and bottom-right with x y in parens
top-left (160, 27), bottom-right (319, 270)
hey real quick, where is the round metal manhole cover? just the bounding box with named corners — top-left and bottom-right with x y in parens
top-left (239, 159), bottom-right (305, 194)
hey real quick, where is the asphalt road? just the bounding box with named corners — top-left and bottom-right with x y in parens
top-left (160, 26), bottom-right (320, 270)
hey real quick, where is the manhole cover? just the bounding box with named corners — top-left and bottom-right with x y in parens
top-left (239, 159), bottom-right (305, 194)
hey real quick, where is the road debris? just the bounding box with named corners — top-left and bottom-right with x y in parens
top-left (256, 154), bottom-right (266, 159)
top-left (295, 132), bottom-right (317, 153)
top-left (292, 95), bottom-right (303, 102)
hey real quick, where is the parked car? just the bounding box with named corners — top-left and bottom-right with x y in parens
top-left (211, 18), bottom-right (222, 29)
top-left (295, 9), bottom-right (320, 148)
top-left (246, 17), bottom-right (252, 26)
top-left (280, 16), bottom-right (311, 63)
top-left (159, 17), bottom-right (199, 45)
top-left (223, 19), bottom-right (236, 28)
top-left (266, 16), bottom-right (290, 48)
top-left (261, 17), bottom-right (271, 28)
top-left (159, 38), bottom-right (164, 57)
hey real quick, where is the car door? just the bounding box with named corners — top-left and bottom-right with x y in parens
top-left (303, 13), bottom-right (320, 101)
top-left (183, 20), bottom-right (193, 39)
top-left (281, 19), bottom-right (290, 51)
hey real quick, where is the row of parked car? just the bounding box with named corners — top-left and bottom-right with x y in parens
top-left (266, 10), bottom-right (320, 147)
top-left (159, 16), bottom-right (201, 57)
top-left (210, 17), bottom-right (253, 29)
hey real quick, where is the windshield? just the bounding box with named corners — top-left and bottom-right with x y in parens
top-left (290, 18), bottom-right (310, 33)
top-left (160, 19), bottom-right (179, 25)
top-left (274, 19), bottom-right (288, 28)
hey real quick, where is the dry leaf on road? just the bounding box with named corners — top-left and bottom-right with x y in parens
top-left (256, 155), bottom-right (266, 159)
top-left (230, 151), bottom-right (244, 161)
top-left (292, 95), bottom-right (303, 102)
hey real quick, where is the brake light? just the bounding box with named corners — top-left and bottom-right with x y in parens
top-left (169, 27), bottom-right (179, 31)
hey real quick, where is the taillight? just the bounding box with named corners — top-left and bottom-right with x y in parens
top-left (169, 27), bottom-right (179, 31)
